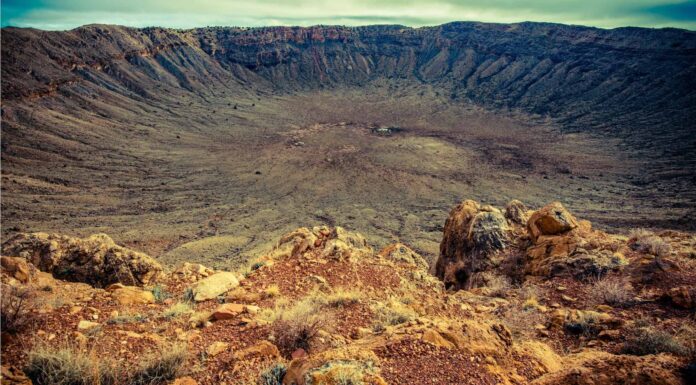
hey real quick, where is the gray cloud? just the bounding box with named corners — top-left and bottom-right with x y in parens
top-left (2, 0), bottom-right (695, 30)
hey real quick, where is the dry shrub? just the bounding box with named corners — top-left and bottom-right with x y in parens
top-left (1, 285), bottom-right (32, 333)
top-left (259, 363), bottom-right (286, 385)
top-left (589, 277), bottom-right (634, 306)
top-left (26, 342), bottom-right (188, 385)
top-left (629, 229), bottom-right (672, 257)
top-left (622, 324), bottom-right (689, 356)
top-left (129, 343), bottom-right (188, 385)
top-left (25, 343), bottom-right (118, 385)
top-left (161, 302), bottom-right (193, 319)
top-left (501, 308), bottom-right (545, 341)
top-left (268, 297), bottom-right (332, 357)
top-left (371, 297), bottom-right (417, 328)
top-left (264, 284), bottom-right (281, 298)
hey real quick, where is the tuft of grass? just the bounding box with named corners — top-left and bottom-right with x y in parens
top-left (259, 363), bottom-right (286, 385)
top-left (162, 302), bottom-right (193, 319)
top-left (182, 288), bottom-right (195, 303)
top-left (323, 288), bottom-right (361, 308)
top-left (622, 325), bottom-right (689, 356)
top-left (564, 312), bottom-right (601, 338)
top-left (150, 285), bottom-right (170, 304)
top-left (25, 343), bottom-right (118, 385)
top-left (264, 285), bottom-right (281, 298)
top-left (188, 311), bottom-right (212, 328)
top-left (371, 297), bottom-right (417, 328)
top-left (589, 277), bottom-right (633, 306)
top-left (629, 229), bottom-right (672, 257)
top-left (128, 343), bottom-right (188, 385)
top-left (1, 285), bottom-right (32, 334)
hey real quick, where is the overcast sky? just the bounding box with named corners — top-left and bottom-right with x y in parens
top-left (2, 0), bottom-right (695, 30)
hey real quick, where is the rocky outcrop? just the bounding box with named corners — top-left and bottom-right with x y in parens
top-left (531, 351), bottom-right (684, 385)
top-left (1, 233), bottom-right (162, 287)
top-left (525, 203), bottom-right (626, 278)
top-left (266, 226), bottom-right (372, 261)
top-left (378, 243), bottom-right (428, 271)
top-left (435, 200), bottom-right (511, 289)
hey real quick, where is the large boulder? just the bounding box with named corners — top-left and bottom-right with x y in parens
top-left (1, 233), bottom-right (162, 287)
top-left (527, 202), bottom-right (578, 240)
top-left (435, 200), bottom-right (510, 289)
top-left (189, 272), bottom-right (240, 302)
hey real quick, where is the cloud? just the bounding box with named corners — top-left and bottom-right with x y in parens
top-left (2, 0), bottom-right (695, 30)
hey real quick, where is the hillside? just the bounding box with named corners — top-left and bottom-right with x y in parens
top-left (1, 199), bottom-right (694, 384)
top-left (2, 22), bottom-right (696, 269)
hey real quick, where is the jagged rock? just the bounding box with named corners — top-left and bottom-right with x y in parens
top-left (435, 200), bottom-right (510, 289)
top-left (527, 202), bottom-right (578, 240)
top-left (378, 243), bottom-right (428, 270)
top-left (1, 233), bottom-right (162, 287)
top-left (189, 272), bottom-right (239, 302)
top-left (505, 199), bottom-right (529, 225)
top-left (1, 365), bottom-right (31, 385)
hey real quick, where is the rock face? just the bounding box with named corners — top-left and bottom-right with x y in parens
top-left (435, 200), bottom-right (510, 289)
top-left (1, 233), bottom-right (162, 287)
top-left (378, 243), bottom-right (428, 271)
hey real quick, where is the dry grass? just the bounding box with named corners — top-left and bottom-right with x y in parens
top-left (1, 284), bottom-right (32, 334)
top-left (588, 277), bottom-right (634, 306)
top-left (622, 324), bottom-right (689, 356)
top-left (107, 312), bottom-right (147, 325)
top-left (25, 342), bottom-right (119, 385)
top-left (161, 302), bottom-right (193, 319)
top-left (371, 297), bottom-right (417, 328)
top-left (264, 284), bottom-right (281, 298)
top-left (128, 343), bottom-right (189, 385)
top-left (259, 363), bottom-right (287, 385)
top-left (629, 229), bottom-right (672, 257)
top-left (188, 311), bottom-right (212, 328)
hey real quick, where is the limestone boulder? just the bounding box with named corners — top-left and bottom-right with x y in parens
top-left (108, 285), bottom-right (156, 306)
top-left (189, 272), bottom-right (239, 302)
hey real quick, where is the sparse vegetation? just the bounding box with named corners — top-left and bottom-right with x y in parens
top-left (629, 229), bottom-right (672, 257)
top-left (128, 343), bottom-right (189, 385)
top-left (259, 363), bottom-right (286, 385)
top-left (589, 277), bottom-right (633, 306)
top-left (264, 284), bottom-right (281, 298)
top-left (371, 297), bottom-right (417, 328)
top-left (1, 285), bottom-right (32, 334)
top-left (162, 302), bottom-right (193, 319)
top-left (268, 297), bottom-right (331, 356)
top-left (25, 343), bottom-right (118, 385)
top-left (150, 285), bottom-right (170, 303)
top-left (622, 324), bottom-right (689, 356)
